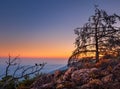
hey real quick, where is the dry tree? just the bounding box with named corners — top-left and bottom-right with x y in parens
top-left (68, 6), bottom-right (120, 66)
top-left (0, 55), bottom-right (46, 89)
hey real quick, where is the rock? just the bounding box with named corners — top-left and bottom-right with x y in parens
top-left (79, 79), bottom-right (103, 89)
top-left (71, 69), bottom-right (90, 85)
top-left (56, 77), bottom-right (63, 84)
top-left (30, 59), bottom-right (120, 89)
top-left (90, 68), bottom-right (98, 72)
top-left (100, 69), bottom-right (110, 77)
top-left (56, 84), bottom-right (64, 89)
top-left (108, 59), bottom-right (118, 68)
top-left (56, 81), bottom-right (75, 89)
top-left (39, 82), bottom-right (55, 89)
top-left (54, 70), bottom-right (62, 78)
top-left (101, 74), bottom-right (113, 83)
top-left (71, 68), bottom-right (99, 85)
top-left (62, 67), bottom-right (76, 81)
top-left (89, 79), bottom-right (103, 86)
top-left (110, 82), bottom-right (120, 89)
top-left (88, 79), bottom-right (103, 89)
top-left (80, 84), bottom-right (90, 89)
top-left (112, 63), bottom-right (120, 81)
top-left (30, 74), bottom-right (54, 89)
top-left (102, 82), bottom-right (120, 89)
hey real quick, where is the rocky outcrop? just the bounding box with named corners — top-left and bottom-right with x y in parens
top-left (71, 68), bottom-right (99, 85)
top-left (62, 67), bottom-right (77, 81)
top-left (31, 60), bottom-right (120, 89)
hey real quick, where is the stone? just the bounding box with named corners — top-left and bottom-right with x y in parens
top-left (89, 79), bottom-right (103, 86)
top-left (39, 82), bottom-right (55, 89)
top-left (112, 63), bottom-right (120, 81)
top-left (54, 70), bottom-right (62, 78)
top-left (62, 67), bottom-right (76, 81)
top-left (30, 74), bottom-right (54, 89)
top-left (71, 68), bottom-right (99, 85)
top-left (80, 84), bottom-right (90, 89)
top-left (56, 81), bottom-right (75, 89)
top-left (80, 79), bottom-right (103, 89)
top-left (101, 74), bottom-right (113, 83)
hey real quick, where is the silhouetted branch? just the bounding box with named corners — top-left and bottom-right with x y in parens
top-left (68, 7), bottom-right (120, 66)
top-left (0, 56), bottom-right (46, 89)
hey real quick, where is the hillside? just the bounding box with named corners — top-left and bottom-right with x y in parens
top-left (30, 58), bottom-right (120, 89)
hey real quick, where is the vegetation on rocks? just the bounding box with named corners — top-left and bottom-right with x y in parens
top-left (0, 56), bottom-right (46, 89)
top-left (30, 59), bottom-right (120, 89)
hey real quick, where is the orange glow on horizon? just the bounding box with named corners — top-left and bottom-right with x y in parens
top-left (0, 50), bottom-right (71, 59)
top-left (0, 41), bottom-right (73, 58)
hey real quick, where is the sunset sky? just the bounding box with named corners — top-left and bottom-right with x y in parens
top-left (0, 0), bottom-right (120, 58)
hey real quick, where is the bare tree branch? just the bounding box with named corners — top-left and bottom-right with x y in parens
top-left (68, 7), bottom-right (120, 66)
top-left (0, 56), bottom-right (46, 89)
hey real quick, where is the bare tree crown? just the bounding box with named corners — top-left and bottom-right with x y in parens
top-left (68, 7), bottom-right (120, 66)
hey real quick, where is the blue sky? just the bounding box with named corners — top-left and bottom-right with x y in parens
top-left (0, 0), bottom-right (120, 58)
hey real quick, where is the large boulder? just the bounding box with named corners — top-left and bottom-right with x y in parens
top-left (62, 67), bottom-right (77, 81)
top-left (71, 68), bottom-right (99, 85)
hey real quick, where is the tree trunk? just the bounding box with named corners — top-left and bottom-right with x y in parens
top-left (95, 37), bottom-right (99, 62)
top-left (95, 19), bottom-right (99, 62)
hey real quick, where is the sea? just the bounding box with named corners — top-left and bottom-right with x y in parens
top-left (0, 57), bottom-right (68, 79)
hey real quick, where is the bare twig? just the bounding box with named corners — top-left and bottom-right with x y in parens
top-left (0, 56), bottom-right (46, 89)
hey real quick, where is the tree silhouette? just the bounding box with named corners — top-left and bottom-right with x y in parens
top-left (68, 7), bottom-right (120, 66)
top-left (0, 55), bottom-right (46, 89)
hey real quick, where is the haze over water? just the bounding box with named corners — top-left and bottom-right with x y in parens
top-left (0, 57), bottom-right (67, 75)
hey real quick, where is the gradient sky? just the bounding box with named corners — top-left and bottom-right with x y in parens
top-left (0, 0), bottom-right (120, 58)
